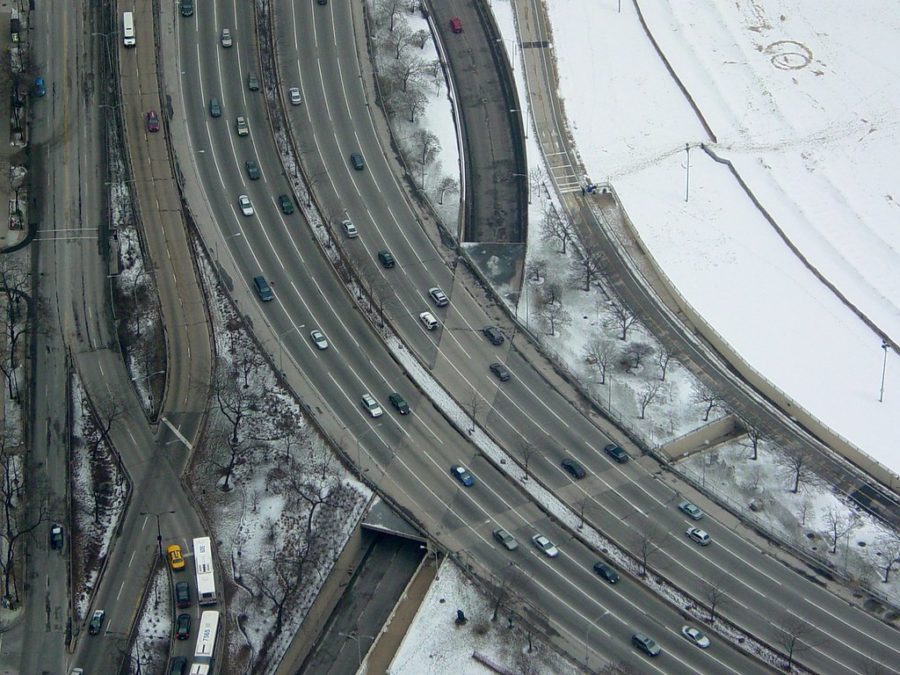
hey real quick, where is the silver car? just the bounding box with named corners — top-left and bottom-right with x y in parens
top-left (310, 329), bottom-right (328, 350)
top-left (531, 534), bottom-right (559, 558)
top-left (238, 194), bottom-right (253, 217)
top-left (361, 393), bottom-right (383, 418)
top-left (493, 528), bottom-right (519, 551)
top-left (289, 87), bottom-right (302, 105)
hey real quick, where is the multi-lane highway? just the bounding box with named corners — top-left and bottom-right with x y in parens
top-left (162, 0), bottom-right (900, 672)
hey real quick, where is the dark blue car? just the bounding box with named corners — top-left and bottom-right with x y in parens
top-left (33, 77), bottom-right (46, 97)
top-left (450, 464), bottom-right (474, 487)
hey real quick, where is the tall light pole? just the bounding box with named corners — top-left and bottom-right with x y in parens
top-left (276, 324), bottom-right (304, 372)
top-left (880, 340), bottom-right (889, 402)
top-left (584, 610), bottom-right (609, 669)
top-left (140, 510), bottom-right (175, 559)
top-left (338, 629), bottom-right (376, 669)
top-left (684, 143), bottom-right (691, 202)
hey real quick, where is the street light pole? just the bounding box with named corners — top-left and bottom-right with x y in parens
top-left (880, 340), bottom-right (889, 402)
top-left (140, 510), bottom-right (175, 559)
top-left (584, 611), bottom-right (608, 669)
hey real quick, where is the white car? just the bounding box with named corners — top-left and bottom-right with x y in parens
top-left (238, 194), bottom-right (254, 216)
top-left (429, 287), bottom-right (449, 307)
top-left (681, 625), bottom-right (711, 648)
top-left (221, 28), bottom-right (233, 47)
top-left (341, 219), bottom-right (358, 238)
top-left (288, 87), bottom-right (302, 105)
top-left (361, 393), bottom-right (383, 418)
top-left (419, 311), bottom-right (438, 330)
top-left (686, 527), bottom-right (711, 546)
top-left (235, 115), bottom-right (249, 136)
top-left (310, 329), bottom-right (328, 350)
top-left (531, 534), bottom-right (559, 558)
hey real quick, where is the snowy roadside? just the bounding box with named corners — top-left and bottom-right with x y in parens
top-left (190, 233), bottom-right (371, 674)
top-left (128, 566), bottom-right (173, 674)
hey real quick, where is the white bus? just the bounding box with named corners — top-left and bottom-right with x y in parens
top-left (190, 610), bottom-right (220, 674)
top-left (193, 536), bottom-right (217, 605)
top-left (122, 12), bottom-right (135, 47)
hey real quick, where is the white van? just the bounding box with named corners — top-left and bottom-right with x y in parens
top-left (123, 12), bottom-right (135, 47)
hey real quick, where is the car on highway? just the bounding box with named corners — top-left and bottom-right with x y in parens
top-left (71, 669), bottom-right (84, 675)
top-left (175, 581), bottom-right (191, 608)
top-left (310, 329), bottom-right (328, 350)
top-left (33, 76), bottom-right (46, 97)
top-left (686, 527), bottom-right (711, 546)
top-left (318, 0), bottom-right (327, 4)
top-left (88, 609), bottom-right (105, 635)
top-left (482, 325), bottom-right (504, 345)
top-left (289, 87), bottom-right (302, 105)
top-left (632, 632), bottom-right (661, 657)
top-left (593, 561), bottom-right (619, 584)
top-left (253, 276), bottom-right (274, 302)
top-left (209, 97), bottom-right (222, 118)
top-left (419, 311), bottom-right (438, 330)
top-left (681, 625), bottom-right (710, 648)
top-left (278, 194), bottom-right (294, 214)
top-left (604, 443), bottom-right (628, 463)
top-left (235, 115), bottom-right (249, 136)
top-left (175, 613), bottom-right (191, 640)
top-left (388, 393), bottom-right (409, 415)
top-left (50, 524), bottom-right (64, 550)
top-left (341, 219), bottom-right (358, 238)
top-left (169, 657), bottom-right (187, 675)
top-left (531, 534), bottom-right (559, 558)
top-left (450, 464), bottom-right (475, 487)
top-left (146, 110), bottom-right (160, 132)
top-left (180, 0), bottom-right (194, 17)
top-left (245, 160), bottom-right (261, 180)
top-left (247, 72), bottom-right (260, 91)
top-left (679, 500), bottom-right (704, 520)
top-left (350, 152), bottom-right (365, 170)
top-left (361, 393), bottom-right (383, 418)
top-left (429, 287), bottom-right (449, 307)
top-left (492, 528), bottom-right (518, 551)
top-left (561, 457), bottom-right (586, 479)
top-left (238, 194), bottom-right (254, 216)
top-left (450, 17), bottom-right (463, 33)
top-left (220, 28), bottom-right (232, 47)
top-left (378, 249), bottom-right (395, 268)
top-left (489, 362), bottom-right (511, 382)
top-left (167, 544), bottom-right (186, 570)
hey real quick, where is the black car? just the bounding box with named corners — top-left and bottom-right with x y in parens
top-left (593, 561), bottom-right (619, 584)
top-left (350, 152), bottom-right (365, 170)
top-left (169, 657), bottom-right (188, 675)
top-left (389, 393), bottom-right (410, 415)
top-left (604, 443), bottom-right (628, 463)
top-left (245, 160), bottom-right (261, 180)
top-left (176, 613), bottom-right (191, 640)
top-left (88, 609), bottom-right (105, 635)
top-left (482, 325), bottom-right (504, 345)
top-left (278, 194), bottom-right (294, 214)
top-left (378, 249), bottom-right (395, 268)
top-left (50, 524), bottom-right (64, 550)
top-left (561, 458), bottom-right (586, 479)
top-left (175, 581), bottom-right (191, 608)
top-left (490, 362), bottom-right (511, 382)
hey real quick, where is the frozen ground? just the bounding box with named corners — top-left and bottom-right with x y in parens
top-left (389, 560), bottom-right (579, 675)
top-left (192, 235), bottom-right (371, 675)
top-left (128, 566), bottom-right (173, 673)
top-left (541, 0), bottom-right (900, 476)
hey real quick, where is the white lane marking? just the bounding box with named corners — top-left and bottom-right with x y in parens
top-left (800, 598), bottom-right (900, 663)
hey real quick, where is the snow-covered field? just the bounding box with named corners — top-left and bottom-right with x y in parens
top-left (540, 0), bottom-right (900, 476)
top-left (390, 561), bottom-right (579, 675)
top-left (128, 566), bottom-right (173, 674)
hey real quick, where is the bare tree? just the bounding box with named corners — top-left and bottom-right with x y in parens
top-left (525, 257), bottom-right (547, 283)
top-left (598, 663), bottom-right (640, 675)
top-left (874, 532), bottom-right (900, 583)
top-left (490, 563), bottom-right (523, 622)
top-left (468, 389), bottom-right (480, 434)
top-left (410, 128), bottom-right (440, 176)
top-left (583, 337), bottom-right (615, 384)
top-left (374, 0), bottom-right (405, 32)
top-left (389, 54), bottom-right (426, 93)
top-left (776, 617), bottom-right (812, 671)
top-left (411, 28), bottom-right (430, 49)
top-left (92, 392), bottom-right (128, 447)
top-left (0, 255), bottom-right (30, 400)
top-left (207, 427), bottom-right (262, 492)
top-left (691, 383), bottom-right (723, 422)
top-left (775, 447), bottom-right (813, 494)
top-left (399, 83), bottom-right (427, 122)
top-left (248, 553), bottom-right (294, 638)
top-left (704, 576), bottom-right (729, 623)
top-left (211, 357), bottom-right (263, 446)
top-left (540, 202), bottom-right (574, 254)
top-left (655, 344), bottom-right (673, 381)
top-left (520, 441), bottom-right (538, 481)
top-left (741, 422), bottom-right (763, 460)
top-left (569, 238), bottom-right (604, 291)
top-left (824, 507), bottom-right (859, 555)
top-left (388, 19), bottom-right (414, 59)
top-left (622, 342), bottom-right (653, 370)
top-left (608, 302), bottom-right (636, 341)
top-left (537, 301), bottom-right (570, 336)
top-left (529, 166), bottom-right (548, 205)
top-left (637, 381), bottom-right (664, 419)
top-left (634, 526), bottom-right (664, 577)
top-left (436, 176), bottom-right (459, 205)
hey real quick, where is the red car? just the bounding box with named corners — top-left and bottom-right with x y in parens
top-left (450, 17), bottom-right (462, 34)
top-left (146, 110), bottom-right (160, 132)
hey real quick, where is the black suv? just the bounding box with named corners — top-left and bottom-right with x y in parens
top-left (378, 250), bottom-right (395, 268)
top-left (175, 581), bottom-right (191, 608)
top-left (176, 613), bottom-right (191, 640)
top-left (561, 458), bottom-right (586, 479)
top-left (489, 362), bottom-right (511, 382)
top-left (483, 325), bottom-right (504, 345)
top-left (278, 194), bottom-right (294, 214)
top-left (169, 657), bottom-right (188, 675)
top-left (389, 393), bottom-right (410, 415)
top-left (604, 443), bottom-right (628, 463)
top-left (593, 561), bottom-right (619, 584)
